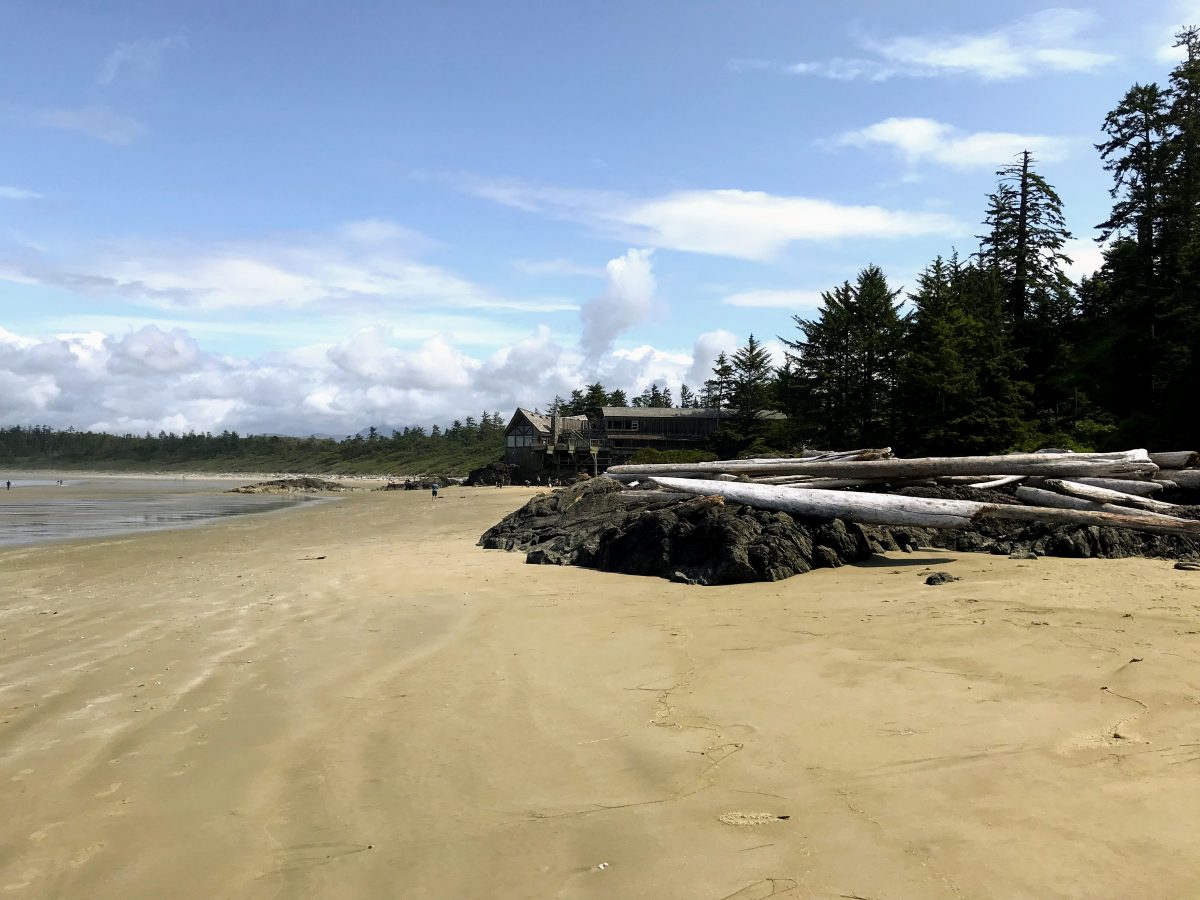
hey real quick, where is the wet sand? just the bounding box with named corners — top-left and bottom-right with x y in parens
top-left (2, 485), bottom-right (1199, 898)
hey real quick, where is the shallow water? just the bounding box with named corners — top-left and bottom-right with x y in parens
top-left (0, 476), bottom-right (319, 547)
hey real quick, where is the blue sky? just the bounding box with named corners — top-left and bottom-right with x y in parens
top-left (1, 1), bottom-right (1195, 435)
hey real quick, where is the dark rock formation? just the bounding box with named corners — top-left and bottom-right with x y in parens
top-left (465, 462), bottom-right (519, 487)
top-left (925, 572), bottom-right (960, 585)
top-left (228, 477), bottom-right (354, 494)
top-left (479, 477), bottom-right (1200, 585)
top-left (479, 478), bottom-right (930, 585)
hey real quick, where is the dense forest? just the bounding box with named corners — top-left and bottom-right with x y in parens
top-left (0, 416), bottom-right (507, 475)
top-left (6, 34), bottom-right (1200, 473)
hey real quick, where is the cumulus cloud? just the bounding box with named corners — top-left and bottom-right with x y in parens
top-left (0, 318), bottom-right (761, 436)
top-left (460, 179), bottom-right (959, 261)
top-left (684, 329), bottom-right (739, 389)
top-left (836, 117), bottom-right (1072, 169)
top-left (579, 248), bottom-right (657, 361)
top-left (0, 220), bottom-right (577, 313)
top-left (741, 9), bottom-right (1113, 82)
top-left (34, 106), bottom-right (148, 144)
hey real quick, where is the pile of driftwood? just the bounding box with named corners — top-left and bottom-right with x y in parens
top-left (606, 449), bottom-right (1200, 538)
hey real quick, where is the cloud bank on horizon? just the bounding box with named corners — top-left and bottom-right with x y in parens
top-left (0, 1), bottom-right (1186, 435)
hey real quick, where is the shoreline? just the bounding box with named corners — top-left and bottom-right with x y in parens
top-left (2, 487), bottom-right (1199, 897)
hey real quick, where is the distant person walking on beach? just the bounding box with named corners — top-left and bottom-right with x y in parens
top-left (5, 480), bottom-right (9, 490)
top-left (431, 481), bottom-right (439, 500)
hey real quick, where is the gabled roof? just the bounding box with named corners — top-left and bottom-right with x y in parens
top-left (507, 408), bottom-right (552, 435)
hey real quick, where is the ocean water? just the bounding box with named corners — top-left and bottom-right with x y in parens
top-left (0, 476), bottom-right (320, 548)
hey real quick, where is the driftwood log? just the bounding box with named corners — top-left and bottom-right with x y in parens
top-left (1073, 477), bottom-right (1166, 495)
top-left (1149, 451), bottom-right (1200, 469)
top-left (1014, 486), bottom-right (1186, 523)
top-left (1042, 479), bottom-right (1179, 514)
top-left (650, 477), bottom-right (1200, 538)
top-left (1161, 470), bottom-right (1200, 490)
top-left (612, 450), bottom-right (1158, 480)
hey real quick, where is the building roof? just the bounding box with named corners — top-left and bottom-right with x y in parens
top-left (599, 406), bottom-right (787, 420)
top-left (510, 408), bottom-right (552, 434)
top-left (599, 406), bottom-right (722, 419)
top-left (507, 408), bottom-right (591, 435)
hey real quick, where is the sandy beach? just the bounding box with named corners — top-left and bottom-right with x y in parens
top-left (2, 485), bottom-right (1199, 898)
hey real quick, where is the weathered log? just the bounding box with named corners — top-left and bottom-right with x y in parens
top-left (965, 475), bottom-right (1026, 489)
top-left (1161, 469), bottom-right (1200, 490)
top-left (1150, 451), bottom-right (1199, 469)
top-left (1015, 486), bottom-right (1185, 523)
top-left (611, 450), bottom-right (1157, 480)
top-left (796, 448), bottom-right (894, 460)
top-left (781, 478), bottom-right (935, 490)
top-left (1042, 479), bottom-right (1179, 514)
top-left (648, 477), bottom-right (1200, 537)
top-left (1068, 477), bottom-right (1166, 496)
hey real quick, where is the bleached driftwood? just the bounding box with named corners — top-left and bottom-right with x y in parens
top-left (1015, 486), bottom-right (1186, 523)
top-left (1074, 477), bottom-right (1166, 495)
top-left (611, 449), bottom-right (1158, 480)
top-left (648, 477), bottom-right (1200, 537)
top-left (1150, 451), bottom-right (1199, 469)
top-left (798, 448), bottom-right (894, 461)
top-left (1042, 479), bottom-right (1179, 514)
top-left (965, 475), bottom-right (1026, 489)
top-left (1161, 469), bottom-right (1200, 490)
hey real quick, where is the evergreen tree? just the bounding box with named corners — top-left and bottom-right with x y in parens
top-left (701, 352), bottom-right (735, 409)
top-left (978, 150), bottom-right (1074, 325)
top-left (899, 257), bottom-right (1030, 453)
top-left (583, 382), bottom-right (610, 409)
top-left (781, 266), bottom-right (907, 447)
top-left (729, 334), bottom-right (775, 434)
top-left (607, 388), bottom-right (628, 407)
top-left (678, 383), bottom-right (695, 408)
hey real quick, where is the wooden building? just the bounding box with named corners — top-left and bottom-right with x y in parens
top-left (503, 405), bottom-right (744, 480)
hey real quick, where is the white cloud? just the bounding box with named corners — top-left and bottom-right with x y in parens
top-left (1063, 236), bottom-right (1106, 282)
top-left (722, 289), bottom-right (825, 311)
top-left (35, 106), bottom-right (148, 144)
top-left (0, 321), bottom-right (740, 436)
top-left (462, 179), bottom-right (960, 261)
top-left (685, 329), bottom-right (739, 389)
top-left (98, 36), bottom-right (186, 86)
top-left (579, 248), bottom-right (657, 361)
top-left (0, 186), bottom-right (42, 200)
top-left (837, 117), bottom-right (1072, 169)
top-left (0, 219), bottom-right (578, 314)
top-left (755, 9), bottom-right (1114, 82)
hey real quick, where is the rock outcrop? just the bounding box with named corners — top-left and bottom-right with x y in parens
top-left (479, 477), bottom-right (1200, 585)
top-left (228, 477), bottom-right (354, 494)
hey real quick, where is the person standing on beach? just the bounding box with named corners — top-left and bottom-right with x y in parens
top-left (5, 480), bottom-right (9, 490)
top-left (431, 481), bottom-right (439, 500)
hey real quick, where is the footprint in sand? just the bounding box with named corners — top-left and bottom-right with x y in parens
top-left (719, 811), bottom-right (788, 826)
top-left (29, 822), bottom-right (63, 843)
top-left (94, 782), bottom-right (122, 798)
top-left (69, 843), bottom-right (105, 868)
